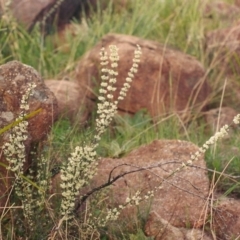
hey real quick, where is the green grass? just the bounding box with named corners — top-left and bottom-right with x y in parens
top-left (1, 0), bottom-right (240, 239)
top-left (0, 0), bottom-right (208, 76)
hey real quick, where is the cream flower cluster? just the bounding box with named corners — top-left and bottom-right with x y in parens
top-left (94, 45), bottom-right (119, 140)
top-left (60, 144), bottom-right (98, 218)
top-left (125, 190), bottom-right (142, 206)
top-left (118, 45), bottom-right (141, 101)
top-left (189, 113), bottom-right (240, 164)
top-left (95, 44), bottom-right (142, 141)
top-left (3, 121), bottom-right (28, 173)
top-left (3, 83), bottom-right (36, 175)
top-left (190, 124), bottom-right (229, 163)
top-left (15, 177), bottom-right (36, 228)
top-left (41, 0), bottom-right (65, 26)
top-left (92, 189), bottom-right (154, 228)
top-left (233, 114), bottom-right (240, 125)
top-left (60, 44), bottom-right (142, 220)
top-left (35, 154), bottom-right (49, 200)
top-left (3, 83), bottom-right (36, 227)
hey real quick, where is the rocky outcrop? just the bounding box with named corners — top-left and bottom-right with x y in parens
top-left (205, 22), bottom-right (240, 109)
top-left (205, 107), bottom-right (238, 132)
top-left (1, 0), bottom-right (127, 31)
top-left (206, 22), bottom-right (240, 75)
top-left (45, 79), bottom-right (92, 123)
top-left (51, 138), bottom-right (240, 239)
top-left (235, 0), bottom-right (240, 8)
top-left (144, 211), bottom-right (212, 240)
top-left (0, 61), bottom-right (58, 209)
top-left (77, 140), bottom-right (209, 230)
top-left (204, 1), bottom-right (240, 19)
top-left (213, 196), bottom-right (240, 239)
top-left (76, 34), bottom-right (210, 120)
top-left (2, 0), bottom-right (81, 30)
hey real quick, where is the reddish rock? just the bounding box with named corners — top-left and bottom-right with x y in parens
top-left (76, 34), bottom-right (210, 120)
top-left (224, 78), bottom-right (240, 111)
top-left (205, 1), bottom-right (240, 19)
top-left (3, 0), bottom-right (127, 31)
top-left (144, 211), bottom-right (212, 240)
top-left (84, 0), bottom-right (128, 12)
top-left (8, 0), bottom-right (54, 29)
top-left (45, 79), bottom-right (93, 123)
top-left (77, 140), bottom-right (209, 230)
top-left (6, 0), bottom-right (81, 30)
top-left (206, 23), bottom-right (240, 75)
top-left (205, 107), bottom-right (238, 132)
top-left (213, 196), bottom-right (240, 239)
top-left (0, 61), bottom-right (58, 210)
top-left (144, 212), bottom-right (184, 239)
top-left (235, 0), bottom-right (240, 8)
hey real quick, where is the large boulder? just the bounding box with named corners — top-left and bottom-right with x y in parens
top-left (206, 22), bottom-right (240, 75)
top-left (77, 140), bottom-right (209, 230)
top-left (0, 61), bottom-right (58, 209)
top-left (75, 34), bottom-right (210, 119)
top-left (205, 23), bottom-right (240, 110)
top-left (3, 0), bottom-right (81, 30)
top-left (1, 0), bottom-right (127, 31)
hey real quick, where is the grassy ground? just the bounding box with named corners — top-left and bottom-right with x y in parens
top-left (1, 0), bottom-right (240, 239)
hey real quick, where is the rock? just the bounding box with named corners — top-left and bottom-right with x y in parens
top-left (77, 140), bottom-right (209, 230)
top-left (206, 22), bottom-right (240, 75)
top-left (144, 211), bottom-right (212, 240)
top-left (52, 23), bottom-right (89, 54)
top-left (90, 0), bottom-right (128, 12)
top-left (75, 34), bottom-right (210, 120)
top-left (204, 1), bottom-right (240, 19)
top-left (7, 0), bottom-right (54, 29)
top-left (0, 61), bottom-right (58, 209)
top-left (213, 196), bottom-right (240, 239)
top-left (2, 0), bottom-right (127, 31)
top-left (224, 78), bottom-right (240, 111)
top-left (144, 212), bottom-right (185, 239)
top-left (45, 79), bottom-right (93, 124)
top-left (205, 107), bottom-right (238, 132)
top-left (4, 0), bottom-right (81, 30)
top-left (235, 0), bottom-right (240, 8)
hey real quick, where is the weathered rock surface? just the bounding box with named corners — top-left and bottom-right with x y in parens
top-left (205, 106), bottom-right (238, 132)
top-left (144, 211), bottom-right (212, 240)
top-left (205, 1), bottom-right (240, 19)
top-left (235, 0), bottom-right (240, 8)
top-left (223, 78), bottom-right (240, 111)
top-left (45, 79), bottom-right (92, 123)
top-left (0, 61), bottom-right (58, 209)
top-left (213, 196), bottom-right (240, 239)
top-left (4, 0), bottom-right (81, 30)
top-left (78, 140), bottom-right (209, 229)
top-left (76, 34), bottom-right (210, 119)
top-left (1, 0), bottom-right (127, 31)
top-left (206, 22), bottom-right (240, 75)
